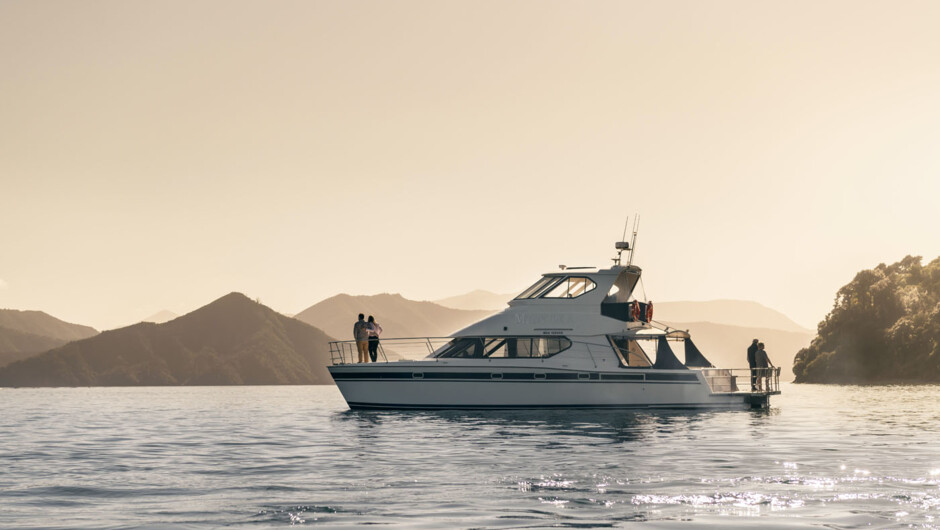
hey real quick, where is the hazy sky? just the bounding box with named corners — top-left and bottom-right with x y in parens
top-left (2, 0), bottom-right (939, 331)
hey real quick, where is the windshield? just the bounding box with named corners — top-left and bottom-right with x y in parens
top-left (515, 276), bottom-right (596, 299)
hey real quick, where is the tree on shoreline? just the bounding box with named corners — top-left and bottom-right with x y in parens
top-left (793, 255), bottom-right (940, 383)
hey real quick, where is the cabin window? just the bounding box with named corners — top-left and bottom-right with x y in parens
top-left (541, 277), bottom-right (596, 298)
top-left (433, 337), bottom-right (572, 359)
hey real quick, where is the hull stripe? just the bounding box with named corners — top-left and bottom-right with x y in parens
top-left (329, 371), bottom-right (698, 383)
top-left (345, 402), bottom-right (744, 410)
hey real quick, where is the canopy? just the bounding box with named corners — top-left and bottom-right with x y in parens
top-left (683, 338), bottom-right (714, 368)
top-left (652, 336), bottom-right (687, 370)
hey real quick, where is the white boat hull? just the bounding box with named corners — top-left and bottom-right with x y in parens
top-left (329, 363), bottom-right (768, 410)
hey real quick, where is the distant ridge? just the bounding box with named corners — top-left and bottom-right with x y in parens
top-left (0, 309), bottom-right (98, 341)
top-left (0, 309), bottom-right (98, 368)
top-left (0, 293), bottom-right (335, 387)
top-left (434, 290), bottom-right (516, 311)
top-left (654, 300), bottom-right (811, 333)
top-left (294, 293), bottom-right (494, 341)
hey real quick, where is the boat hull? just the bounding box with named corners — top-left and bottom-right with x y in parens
top-left (328, 364), bottom-right (767, 410)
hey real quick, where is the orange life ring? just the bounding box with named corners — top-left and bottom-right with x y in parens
top-left (646, 301), bottom-right (654, 322)
top-left (632, 300), bottom-right (641, 321)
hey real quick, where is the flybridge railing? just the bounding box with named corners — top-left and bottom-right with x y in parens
top-left (700, 367), bottom-right (781, 394)
top-left (329, 337), bottom-right (454, 365)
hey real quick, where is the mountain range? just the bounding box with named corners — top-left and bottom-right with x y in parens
top-left (0, 294), bottom-right (333, 386)
top-left (0, 291), bottom-right (813, 385)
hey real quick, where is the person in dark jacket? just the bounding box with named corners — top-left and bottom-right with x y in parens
top-left (747, 339), bottom-right (759, 390)
top-left (755, 342), bottom-right (775, 391)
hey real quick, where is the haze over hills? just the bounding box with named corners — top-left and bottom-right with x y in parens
top-left (654, 300), bottom-right (812, 333)
top-left (294, 293), bottom-right (494, 342)
top-left (0, 293), bottom-right (335, 387)
top-left (142, 310), bottom-right (179, 324)
top-left (0, 309), bottom-right (98, 368)
top-left (434, 290), bottom-right (517, 311)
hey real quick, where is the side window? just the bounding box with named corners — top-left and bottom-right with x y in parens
top-left (539, 337), bottom-right (571, 356)
top-left (445, 337), bottom-right (573, 358)
top-left (435, 338), bottom-right (485, 358)
top-left (511, 337), bottom-right (572, 358)
top-left (482, 338), bottom-right (509, 358)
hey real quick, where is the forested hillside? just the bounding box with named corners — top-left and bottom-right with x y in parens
top-left (793, 256), bottom-right (940, 383)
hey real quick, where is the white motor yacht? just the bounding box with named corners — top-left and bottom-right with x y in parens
top-left (328, 240), bottom-right (780, 410)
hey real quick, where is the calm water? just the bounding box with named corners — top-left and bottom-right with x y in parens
top-left (1, 384), bottom-right (938, 528)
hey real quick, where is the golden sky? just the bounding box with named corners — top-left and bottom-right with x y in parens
top-left (2, 0), bottom-right (939, 330)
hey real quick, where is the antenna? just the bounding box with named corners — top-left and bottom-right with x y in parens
top-left (628, 215), bottom-right (640, 266)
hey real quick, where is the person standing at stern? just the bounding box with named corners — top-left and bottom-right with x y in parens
top-left (755, 342), bottom-right (775, 391)
top-left (367, 315), bottom-right (383, 363)
top-left (353, 313), bottom-right (370, 363)
top-left (747, 338), bottom-right (759, 390)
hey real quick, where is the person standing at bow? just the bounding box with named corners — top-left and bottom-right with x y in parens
top-left (367, 315), bottom-right (383, 363)
top-left (353, 313), bottom-right (370, 363)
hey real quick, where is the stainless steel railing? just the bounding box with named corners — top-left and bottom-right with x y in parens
top-left (700, 367), bottom-right (781, 394)
top-left (328, 337), bottom-right (454, 365)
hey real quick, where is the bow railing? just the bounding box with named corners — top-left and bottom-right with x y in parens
top-left (329, 337), bottom-right (454, 365)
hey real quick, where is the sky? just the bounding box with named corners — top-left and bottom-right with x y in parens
top-left (2, 0), bottom-right (939, 331)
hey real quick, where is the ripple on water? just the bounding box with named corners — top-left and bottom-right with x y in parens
top-left (1, 384), bottom-right (939, 528)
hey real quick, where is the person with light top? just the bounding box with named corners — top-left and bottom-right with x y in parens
top-left (367, 315), bottom-right (383, 363)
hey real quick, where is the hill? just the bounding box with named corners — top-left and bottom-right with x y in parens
top-left (661, 321), bottom-right (813, 381)
top-left (294, 293), bottom-right (494, 342)
top-left (793, 255), bottom-right (940, 384)
top-left (0, 293), bottom-right (335, 387)
top-left (0, 309), bottom-right (98, 341)
top-left (435, 290), bottom-right (516, 311)
top-left (654, 300), bottom-right (810, 333)
top-left (0, 309), bottom-right (99, 368)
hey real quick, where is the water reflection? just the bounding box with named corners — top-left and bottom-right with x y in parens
top-left (334, 407), bottom-right (741, 445)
